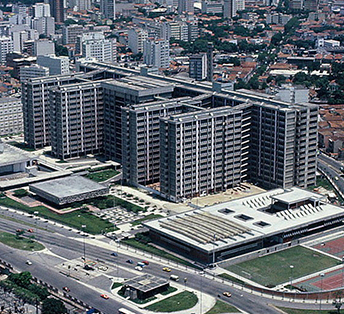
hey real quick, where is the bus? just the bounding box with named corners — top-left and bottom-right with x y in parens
top-left (118, 308), bottom-right (137, 314)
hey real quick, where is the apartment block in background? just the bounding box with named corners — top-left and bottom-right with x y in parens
top-left (20, 64), bottom-right (49, 82)
top-left (128, 28), bottom-right (148, 55)
top-left (0, 37), bottom-right (13, 65)
top-left (37, 54), bottom-right (70, 75)
top-left (189, 54), bottom-right (207, 81)
top-left (0, 97), bottom-right (23, 136)
top-left (143, 39), bottom-right (170, 68)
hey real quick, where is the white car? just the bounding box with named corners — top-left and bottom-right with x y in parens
top-left (135, 266), bottom-right (143, 271)
top-left (26, 260), bottom-right (32, 265)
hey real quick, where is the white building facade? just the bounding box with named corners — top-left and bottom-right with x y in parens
top-left (143, 39), bottom-right (170, 68)
top-left (37, 54), bottom-right (70, 75)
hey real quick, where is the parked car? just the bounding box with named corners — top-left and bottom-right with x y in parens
top-left (126, 259), bottom-right (134, 264)
top-left (63, 287), bottom-right (70, 292)
top-left (100, 294), bottom-right (109, 299)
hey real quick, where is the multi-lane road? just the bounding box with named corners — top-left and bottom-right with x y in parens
top-left (318, 153), bottom-right (344, 199)
top-left (0, 211), bottom-right (337, 314)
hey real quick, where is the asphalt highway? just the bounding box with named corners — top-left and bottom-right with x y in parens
top-left (0, 216), bottom-right (284, 314)
top-left (0, 211), bottom-right (337, 314)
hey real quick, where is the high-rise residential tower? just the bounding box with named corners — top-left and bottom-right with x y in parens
top-left (100, 0), bottom-right (115, 19)
top-left (49, 0), bottom-right (65, 23)
top-left (177, 0), bottom-right (194, 14)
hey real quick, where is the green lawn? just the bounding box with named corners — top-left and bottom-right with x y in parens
top-left (85, 169), bottom-right (119, 182)
top-left (131, 214), bottom-right (163, 226)
top-left (160, 286), bottom-right (177, 295)
top-left (278, 307), bottom-right (337, 314)
top-left (122, 238), bottom-right (198, 268)
top-left (0, 197), bottom-right (115, 234)
top-left (0, 232), bottom-right (44, 251)
top-left (145, 291), bottom-right (198, 312)
top-left (218, 273), bottom-right (246, 285)
top-left (0, 214), bottom-right (52, 232)
top-left (111, 282), bottom-right (122, 289)
top-left (77, 195), bottom-right (144, 213)
top-left (225, 246), bottom-right (338, 287)
top-left (205, 300), bottom-right (240, 314)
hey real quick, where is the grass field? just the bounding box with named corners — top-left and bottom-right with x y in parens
top-left (85, 169), bottom-right (119, 182)
top-left (278, 307), bottom-right (338, 314)
top-left (218, 273), bottom-right (246, 285)
top-left (0, 232), bottom-right (44, 251)
top-left (0, 197), bottom-right (115, 234)
top-left (225, 246), bottom-right (338, 287)
top-left (205, 300), bottom-right (239, 314)
top-left (145, 291), bottom-right (198, 312)
top-left (111, 282), bottom-right (122, 289)
top-left (0, 213), bottom-right (52, 232)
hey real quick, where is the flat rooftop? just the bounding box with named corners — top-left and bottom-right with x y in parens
top-left (29, 176), bottom-right (106, 199)
top-left (101, 76), bottom-right (174, 93)
top-left (271, 188), bottom-right (319, 204)
top-left (0, 143), bottom-right (36, 167)
top-left (124, 274), bottom-right (168, 293)
top-left (145, 187), bottom-right (344, 253)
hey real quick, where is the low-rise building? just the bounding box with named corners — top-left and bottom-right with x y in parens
top-left (29, 176), bottom-right (109, 206)
top-left (145, 187), bottom-right (344, 264)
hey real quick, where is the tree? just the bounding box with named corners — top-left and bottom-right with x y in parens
top-left (9, 271), bottom-right (32, 287)
top-left (15, 229), bottom-right (25, 239)
top-left (333, 299), bottom-right (343, 314)
top-left (55, 44), bottom-right (68, 57)
top-left (42, 298), bottom-right (67, 314)
top-left (271, 32), bottom-right (283, 46)
top-left (29, 284), bottom-right (49, 301)
top-left (64, 19), bottom-right (78, 26)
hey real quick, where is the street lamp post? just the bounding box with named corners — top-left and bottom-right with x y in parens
top-left (200, 270), bottom-right (204, 314)
top-left (320, 273), bottom-right (325, 310)
top-left (342, 256), bottom-right (344, 287)
top-left (290, 265), bottom-right (294, 289)
top-left (34, 211), bottom-right (39, 236)
top-left (116, 239), bottom-right (120, 279)
top-left (212, 234), bottom-right (216, 268)
top-left (82, 224), bottom-right (86, 265)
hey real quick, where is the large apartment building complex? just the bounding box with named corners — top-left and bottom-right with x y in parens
top-left (50, 82), bottom-right (104, 159)
top-left (160, 106), bottom-right (248, 202)
top-left (121, 97), bottom-right (200, 187)
top-left (22, 61), bottom-right (318, 202)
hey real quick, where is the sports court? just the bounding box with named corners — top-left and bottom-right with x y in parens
top-left (312, 236), bottom-right (344, 259)
top-left (295, 267), bottom-right (344, 292)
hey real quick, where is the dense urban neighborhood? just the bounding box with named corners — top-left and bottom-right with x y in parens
top-left (1, 0), bottom-right (344, 313)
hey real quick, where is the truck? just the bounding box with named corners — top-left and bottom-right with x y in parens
top-left (170, 275), bottom-right (179, 281)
